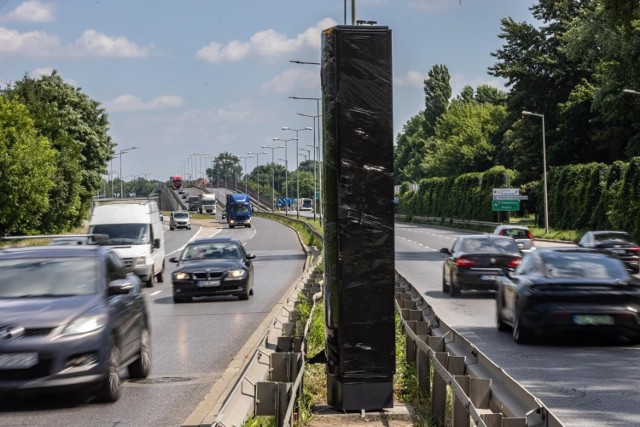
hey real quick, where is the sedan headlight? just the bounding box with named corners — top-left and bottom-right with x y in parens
top-left (174, 271), bottom-right (191, 281)
top-left (227, 269), bottom-right (247, 279)
top-left (62, 307), bottom-right (108, 336)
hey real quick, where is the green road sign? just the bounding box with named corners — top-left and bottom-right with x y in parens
top-left (492, 200), bottom-right (520, 211)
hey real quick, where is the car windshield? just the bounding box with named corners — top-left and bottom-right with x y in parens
top-left (89, 223), bottom-right (150, 245)
top-left (173, 212), bottom-right (189, 219)
top-left (461, 238), bottom-right (518, 253)
top-left (181, 243), bottom-right (241, 261)
top-left (542, 252), bottom-right (631, 280)
top-left (0, 257), bottom-right (99, 298)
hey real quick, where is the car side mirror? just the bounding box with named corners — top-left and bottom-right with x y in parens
top-left (154, 238), bottom-right (161, 249)
top-left (440, 248), bottom-right (451, 255)
top-left (246, 253), bottom-right (256, 260)
top-left (108, 279), bottom-right (134, 296)
top-left (170, 257), bottom-right (179, 263)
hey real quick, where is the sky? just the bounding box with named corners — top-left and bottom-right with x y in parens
top-left (0, 0), bottom-right (537, 182)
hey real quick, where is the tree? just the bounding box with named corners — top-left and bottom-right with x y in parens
top-left (423, 64), bottom-right (451, 137)
top-left (5, 71), bottom-right (114, 227)
top-left (209, 152), bottom-right (242, 186)
top-left (0, 97), bottom-right (56, 235)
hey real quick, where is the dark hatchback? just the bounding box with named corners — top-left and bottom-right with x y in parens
top-left (170, 237), bottom-right (255, 302)
top-left (577, 230), bottom-right (640, 273)
top-left (441, 234), bottom-right (522, 297)
top-left (496, 248), bottom-right (640, 344)
top-left (0, 243), bottom-right (151, 402)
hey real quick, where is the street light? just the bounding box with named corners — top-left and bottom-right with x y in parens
top-left (522, 111), bottom-right (549, 233)
top-left (273, 137), bottom-right (298, 215)
top-left (247, 151), bottom-right (267, 209)
top-left (290, 96), bottom-right (322, 220)
top-left (119, 146), bottom-right (139, 198)
top-left (262, 144), bottom-right (285, 211)
top-left (237, 155), bottom-right (253, 193)
top-left (281, 127), bottom-right (312, 218)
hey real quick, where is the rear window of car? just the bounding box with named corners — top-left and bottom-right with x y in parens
top-left (0, 257), bottom-right (99, 298)
top-left (594, 233), bottom-right (632, 243)
top-left (461, 238), bottom-right (518, 253)
top-left (502, 228), bottom-right (530, 239)
top-left (541, 252), bottom-right (630, 280)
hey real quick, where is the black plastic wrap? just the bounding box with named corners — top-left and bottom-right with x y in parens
top-left (321, 25), bottom-right (395, 410)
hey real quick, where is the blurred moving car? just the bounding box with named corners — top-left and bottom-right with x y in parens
top-left (48, 236), bottom-right (89, 245)
top-left (441, 235), bottom-right (522, 297)
top-left (492, 224), bottom-right (535, 252)
top-left (496, 247), bottom-right (640, 344)
top-left (577, 230), bottom-right (640, 273)
top-left (170, 237), bottom-right (255, 303)
top-left (169, 211), bottom-right (192, 231)
top-left (0, 239), bottom-right (151, 402)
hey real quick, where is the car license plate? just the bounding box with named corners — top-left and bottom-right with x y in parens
top-left (0, 352), bottom-right (38, 369)
top-left (611, 248), bottom-right (626, 254)
top-left (480, 275), bottom-right (498, 281)
top-left (197, 280), bottom-right (220, 287)
top-left (573, 314), bottom-right (615, 326)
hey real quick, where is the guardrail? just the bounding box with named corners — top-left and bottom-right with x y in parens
top-left (396, 272), bottom-right (564, 427)
top-left (396, 214), bottom-right (501, 229)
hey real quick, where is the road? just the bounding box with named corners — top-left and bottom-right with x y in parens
top-left (395, 222), bottom-right (640, 427)
top-left (0, 215), bottom-right (306, 426)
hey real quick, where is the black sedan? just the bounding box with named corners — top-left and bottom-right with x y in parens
top-left (577, 230), bottom-right (640, 273)
top-left (496, 247), bottom-right (640, 344)
top-left (441, 235), bottom-right (522, 297)
top-left (170, 237), bottom-right (255, 302)
top-left (0, 240), bottom-right (151, 402)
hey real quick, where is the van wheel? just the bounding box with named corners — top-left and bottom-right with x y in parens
top-left (145, 269), bottom-right (154, 288)
top-left (156, 263), bottom-right (165, 283)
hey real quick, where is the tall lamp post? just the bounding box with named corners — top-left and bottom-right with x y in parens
top-left (299, 148), bottom-right (311, 200)
top-left (273, 137), bottom-right (298, 215)
top-left (247, 151), bottom-right (267, 209)
top-left (290, 96), bottom-right (322, 220)
top-left (282, 127), bottom-right (312, 218)
top-left (237, 155), bottom-right (253, 193)
top-left (119, 146), bottom-right (139, 198)
top-left (262, 144), bottom-right (285, 211)
top-left (522, 111), bottom-right (549, 233)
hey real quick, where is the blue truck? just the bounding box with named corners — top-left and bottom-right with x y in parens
top-left (223, 193), bottom-right (252, 228)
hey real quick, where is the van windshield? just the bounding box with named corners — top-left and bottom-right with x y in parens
top-left (90, 224), bottom-right (150, 245)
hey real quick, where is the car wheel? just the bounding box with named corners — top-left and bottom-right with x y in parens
top-left (170, 227), bottom-right (174, 231)
top-left (229, 225), bottom-right (234, 229)
top-left (156, 263), bottom-right (164, 283)
top-left (512, 312), bottom-right (533, 344)
top-left (442, 270), bottom-right (449, 293)
top-left (127, 326), bottom-right (151, 379)
top-left (239, 286), bottom-right (250, 300)
top-left (173, 295), bottom-right (190, 303)
top-left (496, 296), bottom-right (509, 332)
top-left (95, 341), bottom-right (121, 403)
top-left (448, 274), bottom-right (460, 297)
top-left (249, 288), bottom-right (254, 296)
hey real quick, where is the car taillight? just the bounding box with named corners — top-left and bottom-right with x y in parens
top-left (508, 258), bottom-right (522, 268)
top-left (632, 246), bottom-right (640, 253)
top-left (527, 231), bottom-right (535, 241)
top-left (455, 257), bottom-right (477, 267)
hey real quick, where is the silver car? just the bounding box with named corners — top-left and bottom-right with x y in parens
top-left (492, 225), bottom-right (535, 252)
top-left (169, 211), bottom-right (192, 231)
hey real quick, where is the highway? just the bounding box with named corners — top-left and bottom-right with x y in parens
top-left (0, 214), bottom-right (306, 426)
top-left (395, 222), bottom-right (640, 427)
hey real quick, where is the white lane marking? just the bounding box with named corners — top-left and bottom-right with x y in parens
top-left (149, 291), bottom-right (162, 296)
top-left (396, 235), bottom-right (438, 251)
top-left (166, 226), bottom-right (221, 257)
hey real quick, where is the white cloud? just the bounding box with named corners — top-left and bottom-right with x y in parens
top-left (70, 30), bottom-right (150, 57)
top-left (395, 70), bottom-right (425, 88)
top-left (105, 95), bottom-right (184, 112)
top-left (0, 27), bottom-right (149, 58)
top-left (196, 17), bottom-right (337, 64)
top-left (260, 68), bottom-right (319, 94)
top-left (1, 1), bottom-right (55, 23)
top-left (0, 26), bottom-right (59, 56)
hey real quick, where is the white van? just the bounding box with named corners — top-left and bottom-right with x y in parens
top-left (89, 197), bottom-right (165, 287)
